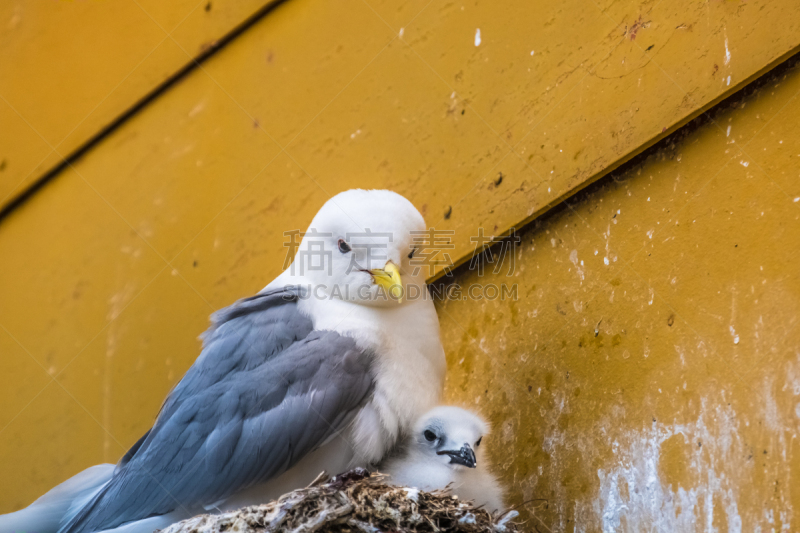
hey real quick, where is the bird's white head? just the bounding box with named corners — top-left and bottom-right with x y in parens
top-left (286, 189), bottom-right (428, 307)
top-left (412, 406), bottom-right (488, 470)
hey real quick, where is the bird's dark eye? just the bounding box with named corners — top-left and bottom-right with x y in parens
top-left (338, 239), bottom-right (351, 253)
top-left (424, 430), bottom-right (437, 442)
top-left (475, 437), bottom-right (482, 447)
top-left (408, 247), bottom-right (417, 260)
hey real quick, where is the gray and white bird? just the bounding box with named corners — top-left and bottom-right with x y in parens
top-left (0, 189), bottom-right (446, 533)
top-left (380, 406), bottom-right (505, 513)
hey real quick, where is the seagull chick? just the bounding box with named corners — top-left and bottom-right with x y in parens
top-left (381, 406), bottom-right (505, 513)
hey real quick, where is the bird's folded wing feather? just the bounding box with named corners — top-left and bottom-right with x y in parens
top-left (59, 287), bottom-right (374, 533)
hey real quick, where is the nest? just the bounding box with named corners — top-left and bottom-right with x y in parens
top-left (160, 469), bottom-right (519, 533)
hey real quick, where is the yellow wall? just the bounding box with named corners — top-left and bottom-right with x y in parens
top-left (437, 59), bottom-right (800, 529)
top-left (1, 0), bottom-right (799, 530)
top-left (0, 0), bottom-right (281, 203)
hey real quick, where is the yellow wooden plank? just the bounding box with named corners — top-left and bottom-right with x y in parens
top-left (0, 0), bottom-right (282, 207)
top-left (8, 0), bottom-right (797, 270)
top-left (358, 0), bottom-right (800, 276)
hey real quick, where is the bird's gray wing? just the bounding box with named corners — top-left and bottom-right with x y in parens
top-left (59, 286), bottom-right (374, 533)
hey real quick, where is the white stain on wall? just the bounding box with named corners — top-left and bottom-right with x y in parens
top-left (595, 403), bottom-right (744, 532)
top-left (587, 380), bottom-right (797, 532)
top-left (535, 358), bottom-right (800, 532)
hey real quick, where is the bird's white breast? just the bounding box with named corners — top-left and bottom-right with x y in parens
top-left (298, 294), bottom-right (446, 464)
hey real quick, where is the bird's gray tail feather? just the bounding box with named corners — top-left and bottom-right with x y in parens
top-left (0, 465), bottom-right (114, 533)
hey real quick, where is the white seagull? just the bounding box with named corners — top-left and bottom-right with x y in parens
top-left (0, 189), bottom-right (446, 533)
top-left (381, 406), bottom-right (505, 513)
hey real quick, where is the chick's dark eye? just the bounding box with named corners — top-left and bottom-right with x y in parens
top-left (338, 239), bottom-right (351, 253)
top-left (423, 430), bottom-right (437, 442)
top-left (475, 437), bottom-right (482, 447)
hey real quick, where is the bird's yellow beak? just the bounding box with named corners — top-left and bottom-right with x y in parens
top-left (369, 261), bottom-right (403, 303)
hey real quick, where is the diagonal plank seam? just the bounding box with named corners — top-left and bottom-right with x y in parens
top-left (427, 44), bottom-right (800, 282)
top-left (0, 0), bottom-right (294, 224)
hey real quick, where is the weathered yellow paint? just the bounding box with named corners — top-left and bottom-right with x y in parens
top-left (0, 0), bottom-right (799, 528)
top-left (437, 60), bottom-right (800, 529)
top-left (0, 0), bottom-right (279, 205)
top-left (3, 0), bottom-right (800, 262)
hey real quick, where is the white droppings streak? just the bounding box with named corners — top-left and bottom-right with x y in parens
top-left (569, 249), bottom-right (584, 282)
top-left (478, 337), bottom-right (488, 353)
top-left (724, 37), bottom-right (731, 65)
top-left (596, 403), bottom-right (744, 533)
top-left (727, 125), bottom-right (732, 137)
top-left (474, 28), bottom-right (481, 46)
top-left (727, 75), bottom-right (731, 86)
top-left (729, 325), bottom-right (740, 345)
top-left (537, 350), bottom-right (800, 532)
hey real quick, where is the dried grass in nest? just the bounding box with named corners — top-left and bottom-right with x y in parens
top-left (160, 469), bottom-right (519, 533)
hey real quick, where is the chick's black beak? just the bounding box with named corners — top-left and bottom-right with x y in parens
top-left (437, 444), bottom-right (476, 468)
